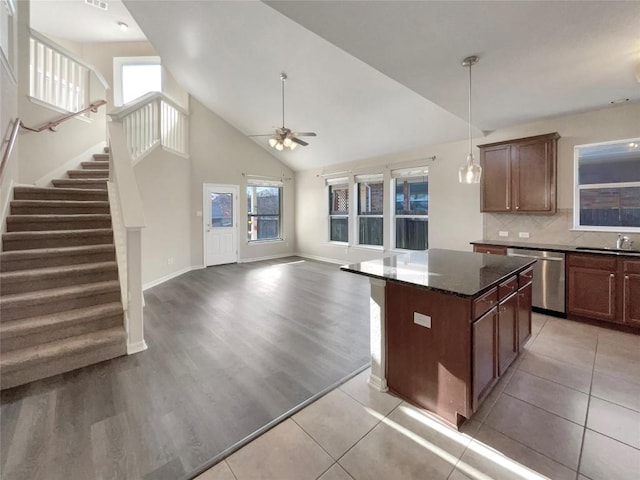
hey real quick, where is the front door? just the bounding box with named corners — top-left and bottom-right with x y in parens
top-left (204, 184), bottom-right (238, 266)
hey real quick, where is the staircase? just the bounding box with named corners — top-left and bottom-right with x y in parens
top-left (0, 153), bottom-right (127, 390)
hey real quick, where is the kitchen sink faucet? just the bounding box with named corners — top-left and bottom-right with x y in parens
top-left (616, 233), bottom-right (633, 250)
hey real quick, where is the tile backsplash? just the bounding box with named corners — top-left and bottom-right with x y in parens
top-left (484, 209), bottom-right (640, 248)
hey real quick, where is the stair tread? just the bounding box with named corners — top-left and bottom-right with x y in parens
top-left (0, 280), bottom-right (120, 305)
top-left (3, 228), bottom-right (113, 238)
top-left (53, 179), bottom-right (107, 182)
top-left (14, 186), bottom-right (107, 194)
top-left (1, 244), bottom-right (114, 260)
top-left (7, 214), bottom-right (111, 220)
top-left (1, 302), bottom-right (123, 338)
top-left (1, 261), bottom-right (117, 281)
top-left (0, 326), bottom-right (126, 369)
top-left (11, 200), bottom-right (109, 206)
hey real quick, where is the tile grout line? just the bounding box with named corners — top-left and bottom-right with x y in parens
top-left (574, 331), bottom-right (599, 480)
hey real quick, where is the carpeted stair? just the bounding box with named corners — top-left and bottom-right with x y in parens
top-left (0, 152), bottom-right (127, 390)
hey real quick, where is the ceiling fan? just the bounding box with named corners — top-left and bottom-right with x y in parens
top-left (249, 72), bottom-right (316, 151)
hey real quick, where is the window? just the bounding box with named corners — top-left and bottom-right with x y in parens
top-left (247, 179), bottom-right (282, 241)
top-left (574, 139), bottom-right (640, 232)
top-left (113, 56), bottom-right (161, 106)
top-left (0, 0), bottom-right (15, 72)
top-left (356, 174), bottom-right (384, 246)
top-left (393, 168), bottom-right (428, 250)
top-left (328, 178), bottom-right (349, 243)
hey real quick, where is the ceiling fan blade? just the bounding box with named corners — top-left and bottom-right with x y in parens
top-left (248, 133), bottom-right (275, 137)
top-left (293, 132), bottom-right (316, 137)
top-left (292, 137), bottom-right (309, 146)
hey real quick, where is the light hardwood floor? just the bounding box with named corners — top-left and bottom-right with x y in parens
top-left (0, 257), bottom-right (371, 480)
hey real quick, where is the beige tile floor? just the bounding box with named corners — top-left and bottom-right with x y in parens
top-left (196, 313), bottom-right (640, 480)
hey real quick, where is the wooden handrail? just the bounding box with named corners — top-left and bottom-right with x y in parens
top-left (21, 100), bottom-right (107, 133)
top-left (0, 118), bottom-right (21, 182)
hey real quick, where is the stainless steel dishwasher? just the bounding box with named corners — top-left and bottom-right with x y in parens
top-left (506, 248), bottom-right (565, 315)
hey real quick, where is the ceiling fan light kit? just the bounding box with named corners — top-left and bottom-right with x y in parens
top-left (459, 55), bottom-right (482, 184)
top-left (249, 72), bottom-right (316, 151)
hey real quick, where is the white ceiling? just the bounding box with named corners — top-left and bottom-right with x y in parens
top-left (31, 0), bottom-right (146, 43)
top-left (32, 1), bottom-right (640, 171)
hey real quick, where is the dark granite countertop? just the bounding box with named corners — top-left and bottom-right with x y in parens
top-left (471, 240), bottom-right (640, 257)
top-left (340, 249), bottom-right (535, 298)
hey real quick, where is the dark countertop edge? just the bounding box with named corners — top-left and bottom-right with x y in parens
top-left (471, 240), bottom-right (640, 257)
top-left (340, 259), bottom-right (536, 299)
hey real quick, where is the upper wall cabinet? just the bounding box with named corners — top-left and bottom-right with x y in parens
top-left (479, 133), bottom-right (560, 214)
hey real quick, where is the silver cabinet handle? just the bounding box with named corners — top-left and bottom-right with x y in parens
top-left (624, 275), bottom-right (629, 322)
top-left (609, 273), bottom-right (615, 316)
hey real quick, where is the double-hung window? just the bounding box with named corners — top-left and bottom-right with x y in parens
top-left (247, 179), bottom-right (282, 241)
top-left (327, 178), bottom-right (349, 243)
top-left (574, 139), bottom-right (640, 231)
top-left (356, 174), bottom-right (384, 246)
top-left (392, 168), bottom-right (429, 250)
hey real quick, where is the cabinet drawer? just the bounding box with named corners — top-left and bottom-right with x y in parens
top-left (519, 267), bottom-right (534, 287)
top-left (473, 245), bottom-right (507, 255)
top-left (622, 258), bottom-right (640, 274)
top-left (473, 288), bottom-right (498, 319)
top-left (568, 253), bottom-right (616, 270)
top-left (498, 276), bottom-right (518, 300)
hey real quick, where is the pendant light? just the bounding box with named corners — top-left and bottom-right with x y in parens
top-left (459, 55), bottom-right (482, 184)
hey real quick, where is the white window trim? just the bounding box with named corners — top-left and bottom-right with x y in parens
top-left (573, 139), bottom-right (640, 233)
top-left (356, 175), bottom-right (384, 247)
top-left (247, 179), bottom-right (284, 242)
top-left (113, 56), bottom-right (161, 107)
top-left (327, 179), bottom-right (350, 243)
top-left (391, 174), bottom-right (429, 250)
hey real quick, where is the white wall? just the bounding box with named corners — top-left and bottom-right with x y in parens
top-left (16, 1), bottom-right (107, 185)
top-left (294, 103), bottom-right (640, 264)
top-left (189, 97), bottom-right (295, 267)
top-left (0, 0), bottom-right (19, 232)
top-left (482, 103), bottom-right (640, 248)
top-left (134, 148), bottom-right (191, 286)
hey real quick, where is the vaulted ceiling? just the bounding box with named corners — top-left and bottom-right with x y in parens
top-left (32, 1), bottom-right (640, 171)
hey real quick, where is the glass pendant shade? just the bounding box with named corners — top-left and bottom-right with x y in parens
top-left (268, 137), bottom-right (278, 148)
top-left (289, 141), bottom-right (298, 150)
top-left (275, 141), bottom-right (284, 151)
top-left (283, 136), bottom-right (292, 147)
top-left (459, 154), bottom-right (482, 184)
top-left (459, 55), bottom-right (481, 184)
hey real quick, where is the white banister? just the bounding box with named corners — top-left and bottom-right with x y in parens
top-left (107, 121), bottom-right (147, 354)
top-left (28, 29), bottom-right (109, 114)
top-left (108, 92), bottom-right (189, 162)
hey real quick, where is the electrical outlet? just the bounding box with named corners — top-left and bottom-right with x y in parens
top-left (168, 257), bottom-right (174, 265)
top-left (519, 232), bottom-right (530, 238)
top-left (196, 211), bottom-right (202, 217)
top-left (499, 231), bottom-right (509, 237)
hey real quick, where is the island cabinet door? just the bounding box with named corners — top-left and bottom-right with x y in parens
top-left (472, 307), bottom-right (498, 411)
top-left (498, 293), bottom-right (518, 375)
top-left (517, 282), bottom-right (533, 349)
top-left (622, 260), bottom-right (640, 327)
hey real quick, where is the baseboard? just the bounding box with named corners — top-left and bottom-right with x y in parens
top-left (127, 340), bottom-right (148, 355)
top-left (294, 252), bottom-right (345, 265)
top-left (0, 178), bottom-right (14, 235)
top-left (143, 265), bottom-right (204, 290)
top-left (34, 141), bottom-right (107, 187)
top-left (238, 253), bottom-right (297, 264)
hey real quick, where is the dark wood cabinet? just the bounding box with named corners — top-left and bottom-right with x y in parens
top-left (473, 306), bottom-right (498, 410)
top-left (567, 254), bottom-right (640, 328)
top-left (473, 244), bottom-right (507, 255)
top-left (622, 259), bottom-right (640, 327)
top-left (567, 266), bottom-right (617, 322)
top-left (498, 292), bottom-right (518, 375)
top-left (517, 282), bottom-right (533, 349)
top-left (479, 133), bottom-right (559, 214)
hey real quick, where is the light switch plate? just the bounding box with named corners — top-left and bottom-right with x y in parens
top-left (414, 312), bottom-right (432, 328)
top-left (499, 231), bottom-right (509, 237)
top-left (519, 232), bottom-right (530, 238)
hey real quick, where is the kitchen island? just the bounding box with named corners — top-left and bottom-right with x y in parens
top-left (341, 249), bottom-right (536, 427)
